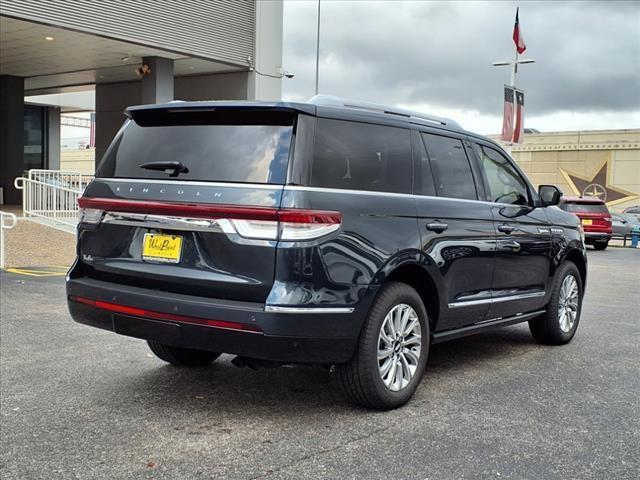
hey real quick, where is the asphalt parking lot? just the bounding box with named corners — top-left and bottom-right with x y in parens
top-left (1, 248), bottom-right (638, 480)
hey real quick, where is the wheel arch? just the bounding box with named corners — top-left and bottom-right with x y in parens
top-left (383, 263), bottom-right (440, 330)
top-left (564, 248), bottom-right (587, 292)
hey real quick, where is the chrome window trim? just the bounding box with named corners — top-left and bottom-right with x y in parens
top-left (285, 185), bottom-right (479, 203)
top-left (448, 291), bottom-right (545, 309)
top-left (96, 178), bottom-right (284, 190)
top-left (95, 181), bottom-right (533, 209)
top-left (264, 306), bottom-right (355, 314)
top-left (283, 185), bottom-right (522, 207)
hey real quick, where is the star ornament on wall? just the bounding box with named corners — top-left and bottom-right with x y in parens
top-left (559, 160), bottom-right (638, 207)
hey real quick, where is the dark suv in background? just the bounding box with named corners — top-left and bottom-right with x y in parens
top-left (68, 96), bottom-right (587, 409)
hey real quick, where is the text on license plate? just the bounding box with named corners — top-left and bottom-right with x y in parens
top-left (142, 233), bottom-right (183, 263)
top-left (581, 219), bottom-right (593, 226)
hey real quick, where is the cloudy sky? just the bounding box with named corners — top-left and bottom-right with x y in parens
top-left (282, 0), bottom-right (640, 134)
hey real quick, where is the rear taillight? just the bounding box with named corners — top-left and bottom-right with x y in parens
top-left (228, 219), bottom-right (279, 240)
top-left (277, 209), bottom-right (341, 241)
top-left (77, 197), bottom-right (341, 241)
top-left (228, 210), bottom-right (341, 241)
top-left (79, 207), bottom-right (103, 224)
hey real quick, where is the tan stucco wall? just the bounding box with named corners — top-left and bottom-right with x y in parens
top-left (60, 149), bottom-right (95, 175)
top-left (490, 130), bottom-right (640, 213)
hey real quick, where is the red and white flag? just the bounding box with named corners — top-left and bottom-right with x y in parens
top-left (512, 89), bottom-right (525, 143)
top-left (512, 7), bottom-right (526, 54)
top-left (501, 86), bottom-right (515, 142)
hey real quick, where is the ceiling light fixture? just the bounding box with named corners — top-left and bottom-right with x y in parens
top-left (45, 36), bottom-right (54, 41)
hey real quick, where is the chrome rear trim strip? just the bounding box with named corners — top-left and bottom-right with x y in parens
top-left (102, 212), bottom-right (230, 233)
top-left (264, 306), bottom-right (355, 314)
top-left (448, 291), bottom-right (545, 309)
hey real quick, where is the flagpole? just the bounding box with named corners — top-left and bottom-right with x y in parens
top-left (493, 7), bottom-right (535, 150)
top-left (314, 0), bottom-right (321, 95)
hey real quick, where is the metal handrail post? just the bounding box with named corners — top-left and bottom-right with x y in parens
top-left (0, 211), bottom-right (18, 270)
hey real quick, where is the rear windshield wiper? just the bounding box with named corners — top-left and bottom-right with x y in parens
top-left (139, 161), bottom-right (189, 177)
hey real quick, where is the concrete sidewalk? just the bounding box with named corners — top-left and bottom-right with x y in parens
top-left (3, 215), bottom-right (75, 268)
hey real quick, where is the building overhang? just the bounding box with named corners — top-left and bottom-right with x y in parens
top-left (1, 15), bottom-right (248, 94)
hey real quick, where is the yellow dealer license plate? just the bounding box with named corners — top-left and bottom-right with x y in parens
top-left (142, 233), bottom-right (183, 263)
top-left (581, 219), bottom-right (593, 226)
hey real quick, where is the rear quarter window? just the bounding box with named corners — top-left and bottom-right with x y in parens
top-left (309, 118), bottom-right (412, 194)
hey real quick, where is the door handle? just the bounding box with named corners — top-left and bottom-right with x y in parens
top-left (426, 222), bottom-right (448, 233)
top-left (498, 224), bottom-right (516, 234)
top-left (499, 240), bottom-right (521, 252)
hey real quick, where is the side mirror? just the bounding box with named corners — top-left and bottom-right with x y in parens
top-left (538, 185), bottom-right (562, 207)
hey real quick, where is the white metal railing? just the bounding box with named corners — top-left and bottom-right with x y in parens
top-left (27, 169), bottom-right (94, 193)
top-left (14, 169), bottom-right (94, 234)
top-left (1, 211), bottom-right (18, 269)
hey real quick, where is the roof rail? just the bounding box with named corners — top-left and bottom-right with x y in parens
top-left (308, 95), bottom-right (461, 129)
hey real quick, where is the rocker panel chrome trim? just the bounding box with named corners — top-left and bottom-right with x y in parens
top-left (447, 291), bottom-right (545, 309)
top-left (264, 306), bottom-right (355, 314)
top-left (432, 310), bottom-right (545, 344)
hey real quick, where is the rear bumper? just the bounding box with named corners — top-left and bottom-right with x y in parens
top-left (584, 232), bottom-right (611, 242)
top-left (66, 277), bottom-right (365, 363)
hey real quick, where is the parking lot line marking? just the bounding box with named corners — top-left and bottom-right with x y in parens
top-left (4, 268), bottom-right (67, 277)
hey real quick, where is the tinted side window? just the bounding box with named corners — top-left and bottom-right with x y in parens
top-left (421, 133), bottom-right (477, 200)
top-left (310, 119), bottom-right (412, 193)
top-left (412, 130), bottom-right (436, 196)
top-left (475, 145), bottom-right (529, 205)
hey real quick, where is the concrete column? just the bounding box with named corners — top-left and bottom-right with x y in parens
top-left (175, 72), bottom-right (249, 101)
top-left (94, 81), bottom-right (140, 163)
top-left (141, 57), bottom-right (174, 104)
top-left (94, 57), bottom-right (173, 163)
top-left (250, 0), bottom-right (283, 100)
top-left (46, 107), bottom-right (61, 170)
top-left (0, 75), bottom-right (24, 205)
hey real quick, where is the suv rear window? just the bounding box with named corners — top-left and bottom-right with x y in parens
top-left (309, 118), bottom-right (412, 193)
top-left (96, 113), bottom-right (294, 184)
top-left (561, 202), bottom-right (609, 213)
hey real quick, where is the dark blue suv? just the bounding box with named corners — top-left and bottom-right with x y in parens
top-left (67, 96), bottom-right (587, 409)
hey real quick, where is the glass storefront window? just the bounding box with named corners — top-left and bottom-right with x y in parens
top-left (24, 105), bottom-right (45, 171)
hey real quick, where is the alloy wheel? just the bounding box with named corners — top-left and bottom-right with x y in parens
top-left (377, 304), bottom-right (422, 392)
top-left (558, 275), bottom-right (579, 333)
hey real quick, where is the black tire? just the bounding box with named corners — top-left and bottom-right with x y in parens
top-left (529, 261), bottom-right (583, 345)
top-left (593, 241), bottom-right (608, 251)
top-left (147, 341), bottom-right (221, 367)
top-left (338, 282), bottom-right (430, 410)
